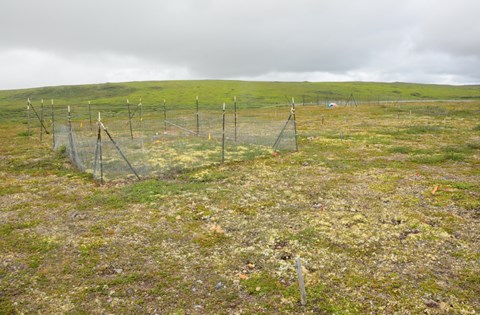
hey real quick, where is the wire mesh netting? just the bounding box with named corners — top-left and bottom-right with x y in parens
top-left (45, 101), bottom-right (297, 182)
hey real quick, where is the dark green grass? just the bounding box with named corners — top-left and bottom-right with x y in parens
top-left (1, 81), bottom-right (479, 123)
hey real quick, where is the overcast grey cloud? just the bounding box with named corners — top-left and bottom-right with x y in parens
top-left (1, 0), bottom-right (479, 89)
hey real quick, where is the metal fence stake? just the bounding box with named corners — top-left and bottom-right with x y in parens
top-left (40, 99), bottom-right (44, 142)
top-left (127, 99), bottom-right (133, 139)
top-left (222, 102), bottom-right (226, 163)
top-left (51, 99), bottom-right (55, 149)
top-left (234, 96), bottom-right (237, 142)
top-left (196, 96), bottom-right (199, 135)
top-left (27, 99), bottom-right (31, 137)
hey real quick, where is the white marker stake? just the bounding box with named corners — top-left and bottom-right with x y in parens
top-left (296, 258), bottom-right (307, 306)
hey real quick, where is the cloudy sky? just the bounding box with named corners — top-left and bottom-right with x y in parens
top-left (1, 0), bottom-right (479, 89)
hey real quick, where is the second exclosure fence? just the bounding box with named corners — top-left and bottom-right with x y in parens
top-left (50, 98), bottom-right (298, 183)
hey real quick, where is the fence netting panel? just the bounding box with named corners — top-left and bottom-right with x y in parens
top-left (53, 103), bottom-right (297, 181)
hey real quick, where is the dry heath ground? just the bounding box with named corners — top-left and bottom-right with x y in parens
top-left (1, 102), bottom-right (479, 314)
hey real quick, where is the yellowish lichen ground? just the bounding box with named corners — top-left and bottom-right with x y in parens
top-left (1, 102), bottom-right (479, 314)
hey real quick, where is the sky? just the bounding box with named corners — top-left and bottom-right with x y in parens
top-left (1, 0), bottom-right (480, 90)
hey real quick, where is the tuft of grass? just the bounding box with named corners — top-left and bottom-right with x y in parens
top-left (120, 179), bottom-right (205, 204)
top-left (388, 146), bottom-right (412, 154)
top-left (403, 125), bottom-right (443, 134)
top-left (192, 231), bottom-right (227, 248)
top-left (242, 273), bottom-right (282, 296)
top-left (17, 131), bottom-right (31, 137)
top-left (467, 142), bottom-right (480, 150)
top-left (0, 297), bottom-right (16, 315)
top-left (409, 153), bottom-right (466, 164)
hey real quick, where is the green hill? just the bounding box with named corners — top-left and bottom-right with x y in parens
top-left (1, 80), bottom-right (479, 121)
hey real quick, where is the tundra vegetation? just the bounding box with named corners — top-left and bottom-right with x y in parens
top-left (0, 81), bottom-right (479, 314)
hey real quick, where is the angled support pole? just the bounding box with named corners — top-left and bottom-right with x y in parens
top-left (272, 113), bottom-right (292, 151)
top-left (273, 97), bottom-right (298, 152)
top-left (27, 98), bottom-right (50, 135)
top-left (100, 121), bottom-right (141, 180)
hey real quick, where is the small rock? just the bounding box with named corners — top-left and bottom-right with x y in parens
top-left (279, 252), bottom-right (293, 260)
top-left (239, 274), bottom-right (248, 280)
top-left (256, 287), bottom-right (261, 292)
top-left (114, 268), bottom-right (123, 274)
top-left (71, 211), bottom-right (86, 220)
top-left (194, 305), bottom-right (203, 310)
top-left (425, 300), bottom-right (439, 308)
top-left (125, 288), bottom-right (134, 297)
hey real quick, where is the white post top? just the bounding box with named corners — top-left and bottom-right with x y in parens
top-left (223, 102), bottom-right (225, 111)
top-left (41, 99), bottom-right (44, 104)
top-left (98, 112), bottom-right (101, 122)
top-left (51, 99), bottom-right (54, 105)
top-left (127, 99), bottom-right (129, 104)
top-left (164, 99), bottom-right (166, 103)
top-left (292, 97), bottom-right (295, 104)
top-left (68, 105), bottom-right (71, 112)
top-left (234, 96), bottom-right (237, 101)
top-left (196, 96), bottom-right (199, 101)
top-left (27, 98), bottom-right (30, 103)
top-left (88, 100), bottom-right (90, 105)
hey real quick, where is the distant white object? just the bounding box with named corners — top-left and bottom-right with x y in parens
top-left (327, 103), bottom-right (338, 108)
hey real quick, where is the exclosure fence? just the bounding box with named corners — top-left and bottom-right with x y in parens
top-left (27, 98), bottom-right (298, 182)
